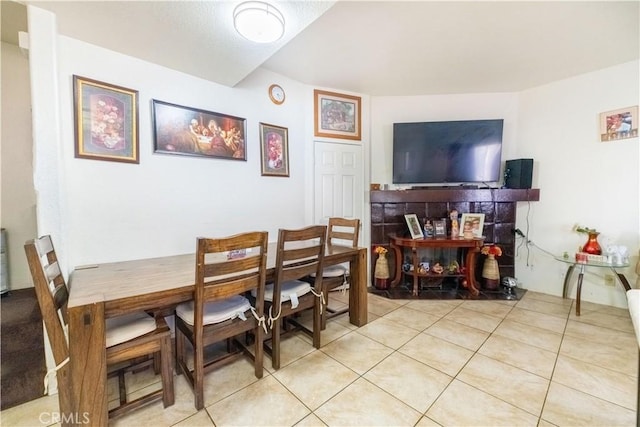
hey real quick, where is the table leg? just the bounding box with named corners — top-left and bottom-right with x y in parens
top-left (562, 265), bottom-right (575, 299)
top-left (575, 265), bottom-right (585, 316)
top-left (611, 269), bottom-right (632, 292)
top-left (68, 302), bottom-right (108, 426)
top-left (464, 247), bottom-right (480, 296)
top-left (389, 241), bottom-right (402, 287)
top-left (349, 248), bottom-right (368, 326)
top-left (411, 248), bottom-right (419, 296)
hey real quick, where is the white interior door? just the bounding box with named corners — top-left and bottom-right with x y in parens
top-left (314, 142), bottom-right (364, 235)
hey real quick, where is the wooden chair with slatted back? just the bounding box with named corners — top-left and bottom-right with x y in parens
top-left (174, 231), bottom-right (268, 410)
top-left (262, 225), bottom-right (326, 370)
top-left (314, 218), bottom-right (360, 329)
top-left (24, 235), bottom-right (174, 420)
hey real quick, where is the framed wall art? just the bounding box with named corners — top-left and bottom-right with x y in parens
top-left (259, 122), bottom-right (289, 177)
top-left (314, 89), bottom-right (361, 141)
top-left (599, 106), bottom-right (638, 142)
top-left (404, 214), bottom-right (424, 239)
top-left (460, 213), bottom-right (485, 239)
top-left (73, 75), bottom-right (139, 163)
top-left (152, 99), bottom-right (246, 160)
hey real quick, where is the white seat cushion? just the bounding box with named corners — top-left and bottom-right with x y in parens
top-left (175, 295), bottom-right (251, 326)
top-left (310, 264), bottom-right (348, 278)
top-left (254, 280), bottom-right (311, 307)
top-left (105, 311), bottom-right (157, 348)
top-left (626, 289), bottom-right (640, 348)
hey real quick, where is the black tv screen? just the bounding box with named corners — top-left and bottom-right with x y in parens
top-left (392, 119), bottom-right (504, 184)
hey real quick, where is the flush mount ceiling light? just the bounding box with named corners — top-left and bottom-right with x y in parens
top-left (233, 1), bottom-right (285, 43)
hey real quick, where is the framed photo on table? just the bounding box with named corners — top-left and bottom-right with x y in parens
top-left (259, 122), bottom-right (289, 177)
top-left (460, 213), bottom-right (485, 239)
top-left (314, 89), bottom-right (361, 141)
top-left (404, 214), bottom-right (424, 239)
top-left (433, 220), bottom-right (447, 237)
top-left (73, 75), bottom-right (139, 164)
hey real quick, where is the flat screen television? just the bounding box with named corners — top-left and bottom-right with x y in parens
top-left (392, 119), bottom-right (504, 184)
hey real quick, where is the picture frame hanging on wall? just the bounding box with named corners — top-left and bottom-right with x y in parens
top-left (599, 106), bottom-right (638, 142)
top-left (314, 89), bottom-right (361, 141)
top-left (152, 99), bottom-right (247, 160)
top-left (259, 122), bottom-right (289, 177)
top-left (73, 75), bottom-right (139, 164)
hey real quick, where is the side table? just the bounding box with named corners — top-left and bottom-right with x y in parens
top-left (555, 256), bottom-right (631, 316)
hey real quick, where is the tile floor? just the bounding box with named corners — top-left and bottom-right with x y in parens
top-left (1, 290), bottom-right (638, 426)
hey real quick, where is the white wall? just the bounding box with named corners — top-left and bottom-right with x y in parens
top-left (368, 61), bottom-right (639, 308)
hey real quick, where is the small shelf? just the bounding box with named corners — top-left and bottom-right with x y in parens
top-left (404, 271), bottom-right (464, 279)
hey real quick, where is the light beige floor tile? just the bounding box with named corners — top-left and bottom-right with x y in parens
top-left (541, 382), bottom-right (636, 426)
top-left (273, 351), bottom-right (358, 410)
top-left (478, 334), bottom-right (557, 379)
top-left (505, 307), bottom-right (568, 334)
top-left (559, 334), bottom-right (637, 376)
top-left (426, 379), bottom-right (539, 426)
top-left (355, 317), bottom-right (421, 349)
top-left (493, 319), bottom-right (563, 352)
top-left (515, 298), bottom-right (572, 318)
top-left (399, 333), bottom-right (473, 377)
top-left (171, 409), bottom-right (214, 426)
top-left (206, 375), bottom-right (310, 426)
top-left (552, 354), bottom-right (637, 410)
top-left (405, 300), bottom-right (460, 317)
top-left (569, 309), bottom-right (635, 334)
top-left (295, 413), bottom-right (327, 426)
top-left (320, 331), bottom-right (394, 375)
top-left (522, 290), bottom-right (571, 307)
top-left (264, 332), bottom-right (317, 370)
top-left (425, 318), bottom-right (490, 351)
top-left (414, 416), bottom-right (442, 426)
top-left (578, 300), bottom-right (631, 318)
top-left (0, 394), bottom-right (59, 427)
top-left (382, 305), bottom-right (442, 331)
top-left (294, 311), bottom-right (354, 347)
top-left (443, 306), bottom-right (503, 333)
top-left (314, 377), bottom-right (422, 427)
top-left (459, 300), bottom-right (513, 318)
top-left (536, 419), bottom-right (558, 427)
top-left (364, 352), bottom-right (452, 413)
top-left (457, 353), bottom-right (549, 416)
top-left (564, 318), bottom-right (637, 347)
top-left (367, 294), bottom-right (406, 317)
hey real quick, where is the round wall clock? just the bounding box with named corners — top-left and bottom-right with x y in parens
top-left (268, 84), bottom-right (285, 105)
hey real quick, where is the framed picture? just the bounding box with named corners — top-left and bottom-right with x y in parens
top-left (73, 75), bottom-right (139, 163)
top-left (259, 122), bottom-right (289, 177)
top-left (599, 106), bottom-right (638, 142)
top-left (404, 214), bottom-right (424, 239)
top-left (152, 99), bottom-right (246, 160)
top-left (433, 220), bottom-right (447, 237)
top-left (460, 213), bottom-right (485, 239)
top-left (314, 89), bottom-right (361, 141)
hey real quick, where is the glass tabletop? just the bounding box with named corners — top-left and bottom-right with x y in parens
top-left (554, 255), bottom-right (629, 268)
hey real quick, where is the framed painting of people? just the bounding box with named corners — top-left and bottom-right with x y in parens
top-left (460, 213), bottom-right (485, 239)
top-left (73, 75), bottom-right (139, 163)
top-left (259, 123), bottom-right (289, 177)
top-left (152, 99), bottom-right (247, 160)
top-left (600, 106), bottom-right (638, 142)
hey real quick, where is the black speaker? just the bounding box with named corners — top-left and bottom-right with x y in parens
top-left (505, 159), bottom-right (533, 189)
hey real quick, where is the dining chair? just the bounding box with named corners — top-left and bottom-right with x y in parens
top-left (24, 235), bottom-right (174, 420)
top-left (312, 217), bottom-right (360, 329)
top-left (259, 225), bottom-right (326, 370)
top-left (174, 232), bottom-right (268, 410)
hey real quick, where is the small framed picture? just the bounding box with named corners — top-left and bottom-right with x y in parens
top-left (259, 122), bottom-right (289, 177)
top-left (460, 213), bottom-right (485, 239)
top-left (73, 75), bottom-right (139, 164)
top-left (433, 220), bottom-right (447, 237)
top-left (599, 106), bottom-right (638, 142)
top-left (314, 89), bottom-right (361, 141)
top-left (404, 214), bottom-right (424, 239)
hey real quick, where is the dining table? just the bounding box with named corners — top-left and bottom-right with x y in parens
top-left (64, 241), bottom-right (367, 426)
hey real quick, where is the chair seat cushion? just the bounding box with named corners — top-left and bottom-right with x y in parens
top-left (255, 279), bottom-right (311, 304)
top-left (105, 312), bottom-right (157, 348)
top-left (175, 295), bottom-right (251, 326)
top-left (310, 264), bottom-right (348, 278)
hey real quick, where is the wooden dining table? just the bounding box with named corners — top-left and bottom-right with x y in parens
top-left (65, 242), bottom-right (367, 426)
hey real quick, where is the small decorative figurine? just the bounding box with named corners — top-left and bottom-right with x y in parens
top-left (450, 209), bottom-right (459, 238)
top-left (424, 219), bottom-right (434, 238)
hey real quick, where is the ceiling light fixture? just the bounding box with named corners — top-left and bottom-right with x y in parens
top-left (233, 1), bottom-right (285, 44)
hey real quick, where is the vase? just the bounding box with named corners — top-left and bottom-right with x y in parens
top-left (374, 253), bottom-right (390, 290)
top-left (582, 232), bottom-right (602, 255)
top-left (482, 254), bottom-right (500, 290)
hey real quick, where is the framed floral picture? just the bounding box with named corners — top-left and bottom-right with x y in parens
top-left (152, 99), bottom-right (246, 160)
top-left (314, 89), bottom-right (361, 141)
top-left (73, 75), bottom-right (139, 163)
top-left (460, 213), bottom-right (485, 239)
top-left (259, 122), bottom-right (289, 177)
top-left (599, 106), bottom-right (638, 142)
top-left (404, 214), bottom-right (424, 239)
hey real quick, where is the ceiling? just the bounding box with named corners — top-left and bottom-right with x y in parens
top-left (3, 1), bottom-right (639, 96)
